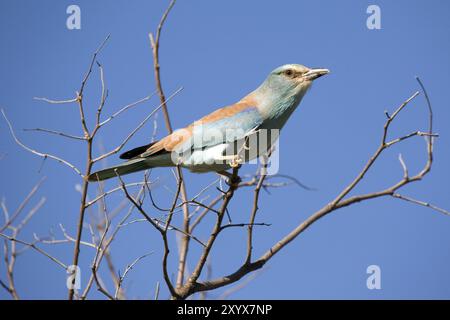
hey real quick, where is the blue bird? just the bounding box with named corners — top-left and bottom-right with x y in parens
top-left (88, 64), bottom-right (329, 181)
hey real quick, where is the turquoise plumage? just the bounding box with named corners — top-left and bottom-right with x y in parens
top-left (88, 64), bottom-right (329, 181)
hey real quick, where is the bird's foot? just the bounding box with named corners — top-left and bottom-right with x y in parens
top-left (229, 156), bottom-right (243, 168)
top-left (216, 154), bottom-right (244, 168)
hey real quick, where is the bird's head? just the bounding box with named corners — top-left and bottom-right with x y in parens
top-left (247, 64), bottom-right (329, 120)
top-left (252, 64), bottom-right (329, 117)
top-left (265, 64), bottom-right (329, 95)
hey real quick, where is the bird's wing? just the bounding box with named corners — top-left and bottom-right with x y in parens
top-left (140, 98), bottom-right (264, 158)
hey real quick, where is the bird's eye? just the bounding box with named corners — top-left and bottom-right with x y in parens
top-left (284, 69), bottom-right (293, 76)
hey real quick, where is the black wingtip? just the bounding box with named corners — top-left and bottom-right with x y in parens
top-left (119, 142), bottom-right (155, 159)
top-left (119, 150), bottom-right (135, 159)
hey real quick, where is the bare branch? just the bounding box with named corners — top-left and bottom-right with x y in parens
top-left (15, 197), bottom-right (46, 233)
top-left (218, 270), bottom-right (261, 300)
top-left (117, 174), bottom-right (164, 233)
top-left (68, 36), bottom-right (110, 301)
top-left (92, 87), bottom-right (183, 162)
top-left (85, 179), bottom-right (158, 208)
top-left (33, 97), bottom-right (78, 104)
top-left (95, 61), bottom-right (108, 128)
top-left (245, 158), bottom-right (269, 265)
top-left (392, 193), bottom-right (450, 217)
top-left (0, 177), bottom-right (46, 233)
top-left (114, 252), bottom-right (153, 299)
top-left (398, 153), bottom-right (408, 180)
top-left (154, 281), bottom-right (160, 300)
top-left (173, 79), bottom-right (445, 299)
top-left (331, 91), bottom-right (420, 207)
top-left (176, 167), bottom-right (240, 298)
top-left (0, 233), bottom-right (67, 269)
top-left (119, 171), bottom-right (179, 297)
top-left (79, 35), bottom-right (111, 96)
top-left (189, 195), bottom-right (222, 233)
top-left (90, 187), bottom-right (114, 300)
top-left (148, 0), bottom-right (192, 289)
top-left (59, 224), bottom-right (97, 249)
top-left (23, 128), bottom-right (86, 141)
top-left (1, 109), bottom-right (82, 176)
top-left (81, 181), bottom-right (148, 299)
top-left (3, 239), bottom-right (19, 299)
top-left (220, 222), bottom-right (271, 231)
top-left (98, 93), bottom-right (156, 127)
top-left (385, 131), bottom-right (437, 148)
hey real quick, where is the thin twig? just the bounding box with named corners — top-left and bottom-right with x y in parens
top-left (392, 193), bottom-right (450, 217)
top-left (80, 181), bottom-right (148, 299)
top-left (33, 97), bottom-right (78, 104)
top-left (0, 177), bottom-right (46, 233)
top-left (98, 93), bottom-right (155, 127)
top-left (149, 0), bottom-right (192, 289)
top-left (114, 252), bottom-right (153, 299)
top-left (92, 87), bottom-right (183, 162)
top-left (0, 233), bottom-right (67, 269)
top-left (245, 157), bottom-right (269, 265)
top-left (85, 179), bottom-right (158, 208)
top-left (118, 173), bottom-right (179, 298)
top-left (23, 128), bottom-right (86, 141)
top-left (174, 80), bottom-right (444, 299)
top-left (68, 36), bottom-right (111, 301)
top-left (176, 167), bottom-right (240, 298)
top-left (1, 109), bottom-right (82, 176)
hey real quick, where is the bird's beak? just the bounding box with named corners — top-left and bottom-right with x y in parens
top-left (303, 68), bottom-right (330, 81)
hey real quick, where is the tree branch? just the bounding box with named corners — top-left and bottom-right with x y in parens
top-left (148, 0), bottom-right (191, 289)
top-left (174, 78), bottom-right (444, 299)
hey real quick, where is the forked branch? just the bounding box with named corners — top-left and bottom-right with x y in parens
top-left (173, 77), bottom-right (444, 299)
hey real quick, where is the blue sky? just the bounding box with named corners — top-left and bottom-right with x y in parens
top-left (1, 0), bottom-right (449, 299)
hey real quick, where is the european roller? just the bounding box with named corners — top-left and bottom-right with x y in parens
top-left (88, 64), bottom-right (329, 182)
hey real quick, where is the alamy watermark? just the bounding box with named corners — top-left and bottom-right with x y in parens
top-left (166, 127), bottom-right (281, 175)
top-left (367, 5), bottom-right (381, 30)
top-left (66, 265), bottom-right (81, 290)
top-left (366, 264), bottom-right (381, 290)
top-left (66, 5), bottom-right (81, 30)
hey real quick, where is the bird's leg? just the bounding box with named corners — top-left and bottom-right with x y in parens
top-left (216, 154), bottom-right (244, 168)
top-left (230, 155), bottom-right (244, 168)
top-left (229, 137), bottom-right (250, 167)
top-left (217, 170), bottom-right (242, 186)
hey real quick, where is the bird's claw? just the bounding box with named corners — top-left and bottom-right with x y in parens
top-left (229, 155), bottom-right (244, 168)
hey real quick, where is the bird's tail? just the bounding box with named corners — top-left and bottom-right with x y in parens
top-left (88, 158), bottom-right (152, 182)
